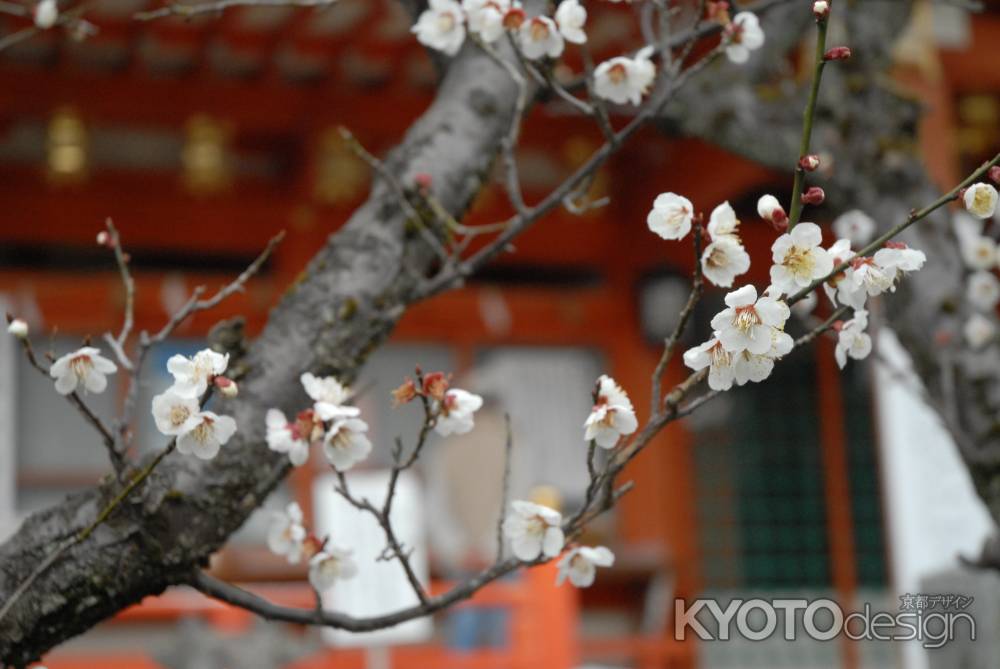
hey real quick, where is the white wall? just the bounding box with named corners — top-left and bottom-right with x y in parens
top-left (875, 330), bottom-right (996, 669)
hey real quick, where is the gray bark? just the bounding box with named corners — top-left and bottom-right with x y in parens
top-left (0, 42), bottom-right (517, 667)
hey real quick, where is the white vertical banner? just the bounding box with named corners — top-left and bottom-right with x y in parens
top-left (874, 329), bottom-right (995, 669)
top-left (312, 470), bottom-right (433, 648)
top-left (0, 296), bottom-right (17, 542)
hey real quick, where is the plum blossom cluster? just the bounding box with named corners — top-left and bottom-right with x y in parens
top-left (266, 373), bottom-right (371, 470)
top-left (647, 187), bottom-right (929, 382)
top-left (411, 1), bottom-right (763, 108)
top-left (954, 182), bottom-right (1000, 349)
top-left (392, 370), bottom-right (485, 436)
top-left (684, 285), bottom-right (793, 391)
top-left (150, 349), bottom-right (237, 459)
top-left (411, 0), bottom-right (587, 58)
top-left (267, 501), bottom-right (358, 592)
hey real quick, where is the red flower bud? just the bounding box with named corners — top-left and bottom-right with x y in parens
top-left (884, 241), bottom-right (907, 250)
top-left (414, 173), bottom-right (433, 192)
top-left (799, 155), bottom-right (821, 172)
top-left (502, 7), bottom-right (525, 29)
top-left (812, 0), bottom-right (829, 19)
top-left (989, 166), bottom-right (1000, 185)
top-left (832, 320), bottom-right (844, 332)
top-left (770, 211), bottom-right (789, 234)
top-left (801, 186), bottom-right (825, 205)
top-left (214, 376), bottom-right (239, 398)
top-left (706, 1), bottom-right (730, 23)
top-left (824, 46), bottom-right (852, 61)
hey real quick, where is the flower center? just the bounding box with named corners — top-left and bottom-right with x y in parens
top-left (437, 11), bottom-right (456, 32)
top-left (783, 246), bottom-right (815, 277)
top-left (191, 417), bottom-right (214, 443)
top-left (169, 404), bottom-right (190, 427)
top-left (607, 63), bottom-right (627, 84)
top-left (530, 18), bottom-right (549, 41)
top-left (974, 188), bottom-right (993, 211)
top-left (733, 305), bottom-right (761, 332)
top-left (709, 341), bottom-right (731, 367)
top-left (69, 354), bottom-right (93, 380)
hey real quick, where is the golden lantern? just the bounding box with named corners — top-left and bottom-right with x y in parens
top-left (181, 114), bottom-right (232, 194)
top-left (46, 107), bottom-right (88, 183)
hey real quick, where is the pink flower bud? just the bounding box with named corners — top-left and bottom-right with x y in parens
top-left (770, 210), bottom-right (789, 234)
top-left (884, 241), bottom-right (907, 250)
top-left (989, 166), bottom-right (1000, 185)
top-left (801, 186), bottom-right (825, 205)
top-left (414, 173), bottom-right (433, 192)
top-left (832, 320), bottom-right (844, 332)
top-left (214, 376), bottom-right (239, 398)
top-left (824, 46), bottom-right (852, 61)
top-left (812, 0), bottom-right (829, 19)
top-left (799, 155), bottom-right (821, 171)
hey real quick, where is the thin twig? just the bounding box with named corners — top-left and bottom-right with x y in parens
top-left (495, 413), bottom-right (514, 561)
top-left (787, 14), bottom-right (829, 227)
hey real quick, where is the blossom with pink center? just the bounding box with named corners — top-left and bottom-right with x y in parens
top-left (49, 346), bottom-right (117, 395)
top-left (583, 374), bottom-right (638, 449)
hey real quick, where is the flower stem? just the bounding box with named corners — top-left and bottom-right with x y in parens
top-left (787, 16), bottom-right (829, 228)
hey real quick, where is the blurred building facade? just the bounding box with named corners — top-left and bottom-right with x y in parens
top-left (1, 1), bottom-right (999, 668)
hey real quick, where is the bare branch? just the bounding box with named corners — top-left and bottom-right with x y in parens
top-left (134, 0), bottom-right (335, 21)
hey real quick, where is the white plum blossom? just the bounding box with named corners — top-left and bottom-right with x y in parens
top-left (554, 0), bottom-right (587, 44)
top-left (707, 201), bottom-right (740, 240)
top-left (412, 0), bottom-right (466, 56)
top-left (504, 500), bottom-right (564, 561)
top-left (769, 222), bottom-right (834, 295)
top-left (832, 210), bottom-right (876, 247)
top-left (734, 329), bottom-right (793, 385)
top-left (967, 271), bottom-right (1000, 311)
top-left (834, 310), bottom-right (872, 369)
top-left (49, 346), bottom-right (117, 395)
top-left (683, 334), bottom-right (736, 391)
top-left (167, 348), bottom-right (229, 398)
top-left (176, 410), bottom-right (237, 460)
top-left (519, 16), bottom-right (564, 59)
top-left (322, 417), bottom-right (372, 471)
top-left (834, 244), bottom-right (924, 310)
top-left (434, 388), bottom-right (484, 436)
top-left (151, 389), bottom-right (200, 436)
top-left (301, 372), bottom-right (359, 421)
top-left (964, 183), bottom-right (999, 220)
top-left (964, 313), bottom-right (996, 349)
top-left (266, 408), bottom-right (310, 466)
top-left (34, 0), bottom-right (57, 29)
top-left (710, 285), bottom-right (790, 355)
top-left (647, 192), bottom-right (694, 240)
top-left (463, 0), bottom-right (508, 43)
top-left (725, 12), bottom-right (764, 64)
top-left (7, 318), bottom-right (28, 339)
top-left (267, 502), bottom-right (306, 564)
top-left (309, 546), bottom-right (359, 592)
top-left (584, 374), bottom-right (638, 449)
top-left (593, 47), bottom-right (655, 106)
top-left (702, 236), bottom-right (751, 288)
top-left (963, 235), bottom-right (997, 271)
top-left (874, 243), bottom-right (926, 282)
top-left (556, 545), bottom-right (614, 587)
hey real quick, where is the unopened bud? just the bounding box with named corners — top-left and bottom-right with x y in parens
top-left (502, 7), bottom-right (525, 29)
top-left (832, 320), bottom-right (845, 332)
top-left (756, 194), bottom-right (788, 232)
top-left (812, 0), bottom-right (829, 19)
top-left (989, 166), bottom-right (1000, 185)
top-left (6, 317), bottom-right (28, 339)
top-left (96, 230), bottom-right (112, 247)
top-left (799, 154), bottom-right (821, 171)
top-left (705, 1), bottom-right (730, 23)
top-left (824, 46), bottom-right (852, 61)
top-left (214, 376), bottom-right (238, 398)
top-left (414, 173), bottom-right (432, 193)
top-left (884, 240), bottom-right (907, 250)
top-left (801, 186), bottom-right (826, 205)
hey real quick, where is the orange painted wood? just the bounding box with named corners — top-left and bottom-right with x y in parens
top-left (814, 337), bottom-right (859, 669)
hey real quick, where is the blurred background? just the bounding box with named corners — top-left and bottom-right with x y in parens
top-left (1, 0), bottom-right (999, 668)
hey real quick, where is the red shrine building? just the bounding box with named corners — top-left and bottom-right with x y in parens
top-left (0, 1), bottom-right (998, 668)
